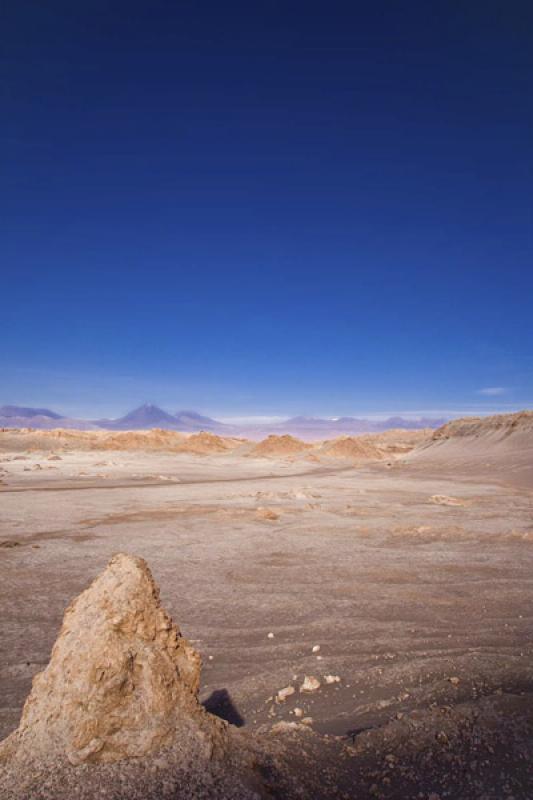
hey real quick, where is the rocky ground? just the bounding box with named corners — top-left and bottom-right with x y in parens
top-left (0, 422), bottom-right (532, 798)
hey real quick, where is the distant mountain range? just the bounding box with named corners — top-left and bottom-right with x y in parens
top-left (95, 404), bottom-right (221, 432)
top-left (0, 403), bottom-right (225, 433)
top-left (0, 403), bottom-right (447, 439)
top-left (238, 414), bottom-right (448, 440)
top-left (0, 405), bottom-right (63, 420)
top-left (0, 405), bottom-right (95, 430)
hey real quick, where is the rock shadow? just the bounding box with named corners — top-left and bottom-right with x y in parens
top-left (202, 689), bottom-right (245, 727)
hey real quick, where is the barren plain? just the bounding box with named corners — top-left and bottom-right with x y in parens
top-left (1, 413), bottom-right (532, 799)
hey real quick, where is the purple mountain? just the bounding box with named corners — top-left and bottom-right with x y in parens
top-left (95, 404), bottom-right (223, 431)
top-left (0, 405), bottom-right (97, 430)
top-left (0, 405), bottom-right (62, 420)
top-left (97, 404), bottom-right (182, 430)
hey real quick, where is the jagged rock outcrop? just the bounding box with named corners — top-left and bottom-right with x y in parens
top-left (0, 553), bottom-right (225, 767)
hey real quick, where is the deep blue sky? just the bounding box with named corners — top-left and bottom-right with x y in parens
top-left (2, 1), bottom-right (532, 419)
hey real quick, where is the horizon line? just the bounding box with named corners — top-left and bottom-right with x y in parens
top-left (2, 401), bottom-right (532, 424)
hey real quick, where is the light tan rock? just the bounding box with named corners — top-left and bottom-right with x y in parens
top-left (430, 494), bottom-right (466, 507)
top-left (300, 675), bottom-right (321, 693)
top-left (277, 685), bottom-right (295, 702)
top-left (256, 506), bottom-right (280, 521)
top-left (0, 553), bottom-right (224, 766)
top-left (270, 721), bottom-right (300, 733)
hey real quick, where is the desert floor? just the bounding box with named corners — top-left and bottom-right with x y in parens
top-left (1, 444), bottom-right (532, 759)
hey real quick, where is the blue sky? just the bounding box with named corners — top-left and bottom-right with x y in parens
top-left (2, 2), bottom-right (532, 419)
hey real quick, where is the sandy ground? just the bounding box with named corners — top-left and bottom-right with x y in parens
top-left (1, 436), bottom-right (533, 798)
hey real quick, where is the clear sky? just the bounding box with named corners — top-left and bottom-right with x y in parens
top-left (2, 1), bottom-right (532, 419)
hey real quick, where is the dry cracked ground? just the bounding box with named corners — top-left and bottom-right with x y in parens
top-left (1, 418), bottom-right (533, 799)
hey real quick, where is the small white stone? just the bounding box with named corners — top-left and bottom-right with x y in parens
top-left (312, 645), bottom-right (320, 653)
top-left (293, 707), bottom-right (303, 718)
top-left (324, 674), bottom-right (341, 684)
top-left (267, 632), bottom-right (275, 639)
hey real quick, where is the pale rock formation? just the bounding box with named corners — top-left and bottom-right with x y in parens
top-left (0, 553), bottom-right (225, 767)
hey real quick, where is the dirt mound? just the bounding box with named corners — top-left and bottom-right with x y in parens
top-left (316, 431), bottom-right (429, 461)
top-left (318, 435), bottom-right (384, 461)
top-left (249, 434), bottom-right (312, 458)
top-left (0, 553), bottom-right (224, 769)
top-left (176, 431), bottom-right (244, 454)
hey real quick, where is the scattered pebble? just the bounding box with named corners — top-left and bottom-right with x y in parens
top-left (324, 674), bottom-right (341, 684)
top-left (300, 675), bottom-right (320, 693)
top-left (430, 494), bottom-right (466, 507)
top-left (267, 632), bottom-right (274, 639)
top-left (270, 721), bottom-right (299, 733)
top-left (277, 685), bottom-right (295, 702)
top-left (312, 645), bottom-right (320, 653)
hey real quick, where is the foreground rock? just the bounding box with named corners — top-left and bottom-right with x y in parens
top-left (0, 553), bottom-right (220, 766)
top-left (0, 555), bottom-right (268, 799)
